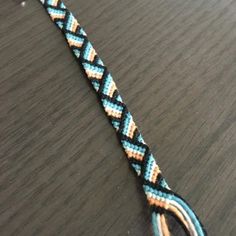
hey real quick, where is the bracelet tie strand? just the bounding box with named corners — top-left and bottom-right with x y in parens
top-left (38, 1), bottom-right (207, 235)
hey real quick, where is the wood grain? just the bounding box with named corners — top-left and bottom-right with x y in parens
top-left (1, 0), bottom-right (236, 235)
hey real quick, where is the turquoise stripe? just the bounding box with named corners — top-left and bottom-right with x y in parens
top-left (152, 213), bottom-right (160, 236)
top-left (66, 32), bottom-right (84, 45)
top-left (131, 163), bottom-right (141, 175)
top-left (84, 42), bottom-right (93, 60)
top-left (102, 99), bottom-right (123, 112)
top-left (48, 7), bottom-right (65, 16)
top-left (116, 94), bottom-right (123, 102)
top-left (56, 21), bottom-right (63, 29)
top-left (121, 140), bottom-right (146, 155)
top-left (79, 28), bottom-right (87, 36)
top-left (65, 13), bottom-right (76, 31)
top-left (111, 120), bottom-right (120, 130)
top-left (60, 2), bottom-right (66, 9)
top-left (102, 74), bottom-right (113, 96)
top-left (123, 112), bottom-right (132, 136)
top-left (83, 63), bottom-right (104, 75)
top-left (91, 80), bottom-right (100, 91)
top-left (160, 178), bottom-right (169, 189)
top-left (97, 58), bottom-right (104, 66)
top-left (48, 0), bottom-right (55, 5)
top-left (137, 133), bottom-right (145, 143)
top-left (144, 154), bottom-right (155, 181)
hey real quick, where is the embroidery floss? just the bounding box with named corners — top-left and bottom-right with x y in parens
top-left (38, 1), bottom-right (207, 235)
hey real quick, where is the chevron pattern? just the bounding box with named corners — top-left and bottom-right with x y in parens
top-left (39, 1), bottom-right (207, 235)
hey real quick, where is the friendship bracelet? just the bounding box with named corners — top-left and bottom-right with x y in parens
top-left (38, 1), bottom-right (207, 235)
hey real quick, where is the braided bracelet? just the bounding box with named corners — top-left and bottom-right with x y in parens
top-left (38, 1), bottom-right (207, 235)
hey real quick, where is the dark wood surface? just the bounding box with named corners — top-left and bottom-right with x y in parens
top-left (1, 0), bottom-right (236, 235)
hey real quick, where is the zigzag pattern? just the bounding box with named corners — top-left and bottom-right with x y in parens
top-left (39, 1), bottom-right (207, 235)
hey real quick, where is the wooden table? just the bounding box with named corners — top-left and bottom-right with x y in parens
top-left (1, 0), bottom-right (236, 235)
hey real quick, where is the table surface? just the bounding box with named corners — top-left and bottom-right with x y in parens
top-left (1, 0), bottom-right (236, 235)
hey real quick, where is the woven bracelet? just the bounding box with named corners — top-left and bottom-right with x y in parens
top-left (38, 1), bottom-right (207, 235)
